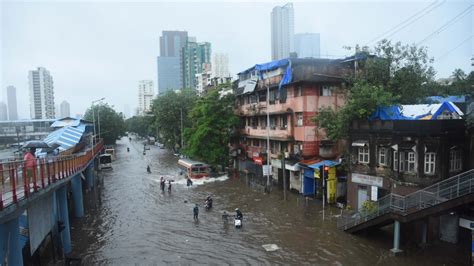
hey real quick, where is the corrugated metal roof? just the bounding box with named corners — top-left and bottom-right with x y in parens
top-left (44, 125), bottom-right (85, 151)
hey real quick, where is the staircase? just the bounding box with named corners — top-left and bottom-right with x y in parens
top-left (337, 169), bottom-right (474, 233)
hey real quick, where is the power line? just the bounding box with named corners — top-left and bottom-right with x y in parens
top-left (417, 4), bottom-right (473, 46)
top-left (364, 0), bottom-right (445, 46)
top-left (438, 35), bottom-right (474, 61)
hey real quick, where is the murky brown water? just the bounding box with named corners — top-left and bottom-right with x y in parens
top-left (65, 137), bottom-right (466, 265)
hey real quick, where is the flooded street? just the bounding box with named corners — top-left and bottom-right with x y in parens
top-left (67, 138), bottom-right (465, 265)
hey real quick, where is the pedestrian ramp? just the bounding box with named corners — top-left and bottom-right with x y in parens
top-left (337, 169), bottom-right (474, 233)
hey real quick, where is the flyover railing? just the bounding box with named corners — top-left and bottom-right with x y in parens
top-left (0, 140), bottom-right (104, 210)
top-left (337, 169), bottom-right (474, 230)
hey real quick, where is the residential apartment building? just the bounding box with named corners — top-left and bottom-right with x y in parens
top-left (212, 53), bottom-right (231, 78)
top-left (232, 58), bottom-right (356, 193)
top-left (0, 102), bottom-right (7, 120)
top-left (157, 31), bottom-right (188, 94)
top-left (138, 80), bottom-right (154, 115)
top-left (6, 86), bottom-right (18, 120)
top-left (271, 3), bottom-right (294, 60)
top-left (347, 102), bottom-right (467, 210)
top-left (182, 41), bottom-right (211, 90)
top-left (28, 67), bottom-right (55, 119)
top-left (60, 100), bottom-right (70, 118)
top-left (294, 33), bottom-right (320, 58)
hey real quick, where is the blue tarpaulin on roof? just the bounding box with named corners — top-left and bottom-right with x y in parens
top-left (370, 101), bottom-right (462, 121)
top-left (308, 160), bottom-right (341, 169)
top-left (241, 59), bottom-right (293, 91)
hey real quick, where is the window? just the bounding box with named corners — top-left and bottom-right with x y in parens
top-left (296, 113), bottom-right (303, 126)
top-left (378, 147), bottom-right (387, 166)
top-left (408, 152), bottom-right (416, 172)
top-left (320, 86), bottom-right (332, 96)
top-left (294, 86), bottom-right (302, 97)
top-left (358, 146), bottom-right (369, 164)
top-left (269, 90), bottom-right (276, 104)
top-left (393, 151), bottom-right (398, 171)
top-left (449, 149), bottom-right (462, 172)
top-left (424, 152), bottom-right (436, 174)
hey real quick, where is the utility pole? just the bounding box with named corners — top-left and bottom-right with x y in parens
top-left (180, 108), bottom-right (184, 150)
top-left (322, 166), bottom-right (327, 221)
top-left (265, 79), bottom-right (271, 193)
top-left (282, 153), bottom-right (287, 201)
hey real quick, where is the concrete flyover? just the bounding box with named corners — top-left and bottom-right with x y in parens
top-left (0, 140), bottom-right (103, 265)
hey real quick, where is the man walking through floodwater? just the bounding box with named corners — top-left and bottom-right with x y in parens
top-left (193, 204), bottom-right (199, 220)
top-left (160, 177), bottom-right (165, 192)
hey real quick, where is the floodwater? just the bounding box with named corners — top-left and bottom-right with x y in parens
top-left (66, 137), bottom-right (467, 265)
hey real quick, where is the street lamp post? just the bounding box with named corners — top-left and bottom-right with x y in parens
top-left (91, 97), bottom-right (105, 144)
top-left (264, 80), bottom-right (271, 192)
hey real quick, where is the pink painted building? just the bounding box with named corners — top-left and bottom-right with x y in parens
top-left (232, 58), bottom-right (355, 192)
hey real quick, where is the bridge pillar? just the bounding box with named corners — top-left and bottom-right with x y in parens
top-left (390, 220), bottom-right (403, 255)
top-left (0, 217), bottom-right (24, 266)
top-left (71, 174), bottom-right (84, 218)
top-left (57, 186), bottom-right (71, 254)
top-left (421, 221), bottom-right (428, 245)
top-left (86, 162), bottom-right (94, 190)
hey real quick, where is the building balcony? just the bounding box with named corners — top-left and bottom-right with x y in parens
top-left (240, 126), bottom-right (292, 141)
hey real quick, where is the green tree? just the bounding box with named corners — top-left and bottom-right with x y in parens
top-left (125, 116), bottom-right (154, 137)
top-left (183, 85), bottom-right (239, 170)
top-left (152, 89), bottom-right (197, 150)
top-left (84, 103), bottom-right (126, 145)
top-left (313, 40), bottom-right (435, 140)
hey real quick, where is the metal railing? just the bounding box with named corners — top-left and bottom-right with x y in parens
top-left (337, 169), bottom-right (474, 230)
top-left (0, 140), bottom-right (104, 210)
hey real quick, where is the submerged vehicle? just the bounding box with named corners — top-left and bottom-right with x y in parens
top-left (98, 154), bottom-right (112, 170)
top-left (177, 158), bottom-right (209, 179)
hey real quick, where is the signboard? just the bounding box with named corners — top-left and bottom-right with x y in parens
top-left (371, 186), bottom-right (378, 201)
top-left (459, 217), bottom-right (474, 230)
top-left (263, 165), bottom-right (271, 176)
top-left (253, 157), bottom-right (263, 165)
top-left (351, 173), bottom-right (384, 187)
top-left (28, 194), bottom-right (54, 255)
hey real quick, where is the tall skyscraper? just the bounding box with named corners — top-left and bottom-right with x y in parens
top-left (294, 33), bottom-right (320, 58)
top-left (271, 3), bottom-right (294, 60)
top-left (182, 41), bottom-right (211, 90)
top-left (0, 102), bottom-right (7, 120)
top-left (60, 100), bottom-right (70, 118)
top-left (138, 80), bottom-right (154, 115)
top-left (6, 86), bottom-right (18, 120)
top-left (212, 53), bottom-right (231, 78)
top-left (28, 67), bottom-right (55, 119)
top-left (157, 31), bottom-right (188, 94)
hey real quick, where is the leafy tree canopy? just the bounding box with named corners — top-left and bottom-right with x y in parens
top-left (183, 85), bottom-right (239, 170)
top-left (125, 115), bottom-right (154, 137)
top-left (314, 40), bottom-right (435, 140)
top-left (84, 103), bottom-right (126, 145)
top-left (152, 89), bottom-right (197, 150)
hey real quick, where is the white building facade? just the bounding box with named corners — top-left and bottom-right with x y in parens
top-left (60, 100), bottom-right (70, 118)
top-left (28, 67), bottom-right (55, 119)
top-left (212, 53), bottom-right (231, 78)
top-left (271, 3), bottom-right (294, 60)
top-left (294, 33), bottom-right (320, 58)
top-left (138, 80), bottom-right (154, 115)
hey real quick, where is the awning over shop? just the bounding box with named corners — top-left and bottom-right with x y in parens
top-left (271, 159), bottom-right (300, 171)
top-left (351, 140), bottom-right (368, 147)
top-left (308, 160), bottom-right (341, 169)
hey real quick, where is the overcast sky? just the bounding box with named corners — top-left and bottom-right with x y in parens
top-left (1, 0), bottom-right (472, 119)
